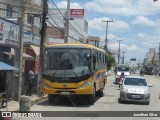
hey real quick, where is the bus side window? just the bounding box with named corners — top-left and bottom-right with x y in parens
top-left (93, 54), bottom-right (96, 70)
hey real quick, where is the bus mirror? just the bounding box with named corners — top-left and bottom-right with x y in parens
top-left (86, 54), bottom-right (91, 61)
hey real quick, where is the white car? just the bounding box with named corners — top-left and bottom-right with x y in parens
top-left (119, 76), bottom-right (152, 105)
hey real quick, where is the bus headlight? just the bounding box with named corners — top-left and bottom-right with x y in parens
top-left (43, 82), bottom-right (52, 88)
top-left (81, 82), bottom-right (92, 88)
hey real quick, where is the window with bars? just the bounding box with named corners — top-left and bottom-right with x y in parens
top-left (27, 14), bottom-right (34, 24)
top-left (6, 5), bottom-right (12, 18)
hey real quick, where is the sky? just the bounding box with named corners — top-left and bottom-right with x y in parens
top-left (50, 0), bottom-right (160, 64)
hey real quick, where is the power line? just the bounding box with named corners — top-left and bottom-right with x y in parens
top-left (46, 20), bottom-right (81, 42)
top-left (47, 13), bottom-right (64, 32)
top-left (49, 0), bottom-right (86, 40)
top-left (48, 11), bottom-right (64, 23)
top-left (48, 11), bottom-right (85, 41)
top-left (50, 0), bottom-right (65, 18)
top-left (46, 20), bottom-right (63, 33)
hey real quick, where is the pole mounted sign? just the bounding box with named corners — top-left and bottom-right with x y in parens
top-left (130, 58), bottom-right (136, 61)
top-left (70, 9), bottom-right (84, 18)
top-left (0, 17), bottom-right (19, 48)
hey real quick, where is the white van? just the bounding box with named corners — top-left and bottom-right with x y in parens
top-left (115, 64), bottom-right (131, 84)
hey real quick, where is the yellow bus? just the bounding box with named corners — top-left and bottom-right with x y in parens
top-left (42, 43), bottom-right (107, 105)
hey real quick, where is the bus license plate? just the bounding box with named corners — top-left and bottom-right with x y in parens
top-left (61, 92), bottom-right (70, 95)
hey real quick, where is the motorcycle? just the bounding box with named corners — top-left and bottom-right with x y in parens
top-left (140, 70), bottom-right (144, 76)
top-left (118, 77), bottom-right (124, 88)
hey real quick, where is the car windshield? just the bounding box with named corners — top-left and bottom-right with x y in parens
top-left (43, 48), bottom-right (91, 78)
top-left (124, 78), bottom-right (147, 86)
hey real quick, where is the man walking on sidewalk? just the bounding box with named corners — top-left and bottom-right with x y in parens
top-left (26, 67), bottom-right (35, 96)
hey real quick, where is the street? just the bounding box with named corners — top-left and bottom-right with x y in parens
top-left (13, 73), bottom-right (160, 120)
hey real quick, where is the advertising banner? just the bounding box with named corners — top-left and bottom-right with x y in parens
top-left (70, 9), bottom-right (84, 18)
top-left (0, 17), bottom-right (19, 47)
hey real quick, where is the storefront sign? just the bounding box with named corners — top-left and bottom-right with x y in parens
top-left (70, 9), bottom-right (84, 18)
top-left (23, 32), bottom-right (32, 43)
top-left (0, 17), bottom-right (19, 47)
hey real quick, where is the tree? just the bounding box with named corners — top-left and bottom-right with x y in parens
top-left (106, 54), bottom-right (116, 70)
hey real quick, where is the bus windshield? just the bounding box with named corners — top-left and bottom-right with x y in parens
top-left (43, 48), bottom-right (91, 79)
top-left (117, 67), bottom-right (130, 72)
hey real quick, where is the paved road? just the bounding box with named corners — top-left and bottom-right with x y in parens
top-left (13, 74), bottom-right (160, 120)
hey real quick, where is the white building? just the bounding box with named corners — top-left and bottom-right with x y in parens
top-left (47, 8), bottom-right (88, 44)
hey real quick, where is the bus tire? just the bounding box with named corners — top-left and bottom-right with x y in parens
top-left (96, 87), bottom-right (104, 97)
top-left (87, 86), bottom-right (96, 105)
top-left (48, 94), bottom-right (57, 104)
top-left (48, 94), bottom-right (52, 104)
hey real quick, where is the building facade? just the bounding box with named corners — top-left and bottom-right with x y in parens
top-left (47, 8), bottom-right (88, 44)
top-left (0, 0), bottom-right (42, 99)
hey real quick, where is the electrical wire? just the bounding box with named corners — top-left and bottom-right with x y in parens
top-left (47, 13), bottom-right (64, 32)
top-left (48, 13), bottom-right (84, 42)
top-left (46, 20), bottom-right (64, 36)
top-left (49, 0), bottom-right (86, 39)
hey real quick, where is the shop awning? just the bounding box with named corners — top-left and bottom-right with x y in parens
top-left (3, 48), bottom-right (34, 61)
top-left (30, 45), bottom-right (40, 56)
top-left (0, 62), bottom-right (18, 71)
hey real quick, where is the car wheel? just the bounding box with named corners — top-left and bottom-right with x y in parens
top-left (144, 101), bottom-right (150, 105)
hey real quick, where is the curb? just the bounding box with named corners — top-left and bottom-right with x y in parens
top-left (31, 95), bottom-right (48, 106)
top-left (154, 75), bottom-right (160, 80)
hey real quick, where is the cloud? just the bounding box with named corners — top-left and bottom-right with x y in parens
top-left (109, 42), bottom-right (139, 51)
top-left (56, 1), bottom-right (82, 9)
top-left (138, 32), bottom-right (160, 48)
top-left (132, 16), bottom-right (155, 26)
top-left (85, 0), bottom-right (160, 16)
top-left (88, 17), bottom-right (129, 32)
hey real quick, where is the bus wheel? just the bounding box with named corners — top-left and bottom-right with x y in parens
top-left (96, 87), bottom-right (104, 97)
top-left (87, 86), bottom-right (96, 105)
top-left (48, 94), bottom-right (57, 104)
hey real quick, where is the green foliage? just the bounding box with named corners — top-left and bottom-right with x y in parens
top-left (106, 54), bottom-right (116, 70)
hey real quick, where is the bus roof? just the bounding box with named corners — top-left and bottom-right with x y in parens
top-left (46, 43), bottom-right (106, 54)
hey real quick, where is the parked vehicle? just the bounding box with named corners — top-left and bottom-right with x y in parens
top-left (144, 65), bottom-right (154, 75)
top-left (119, 76), bottom-right (152, 105)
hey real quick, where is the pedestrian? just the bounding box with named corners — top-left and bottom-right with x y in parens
top-left (26, 67), bottom-right (35, 96)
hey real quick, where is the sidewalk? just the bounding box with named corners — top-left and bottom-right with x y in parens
top-left (0, 94), bottom-right (47, 111)
top-left (155, 75), bottom-right (160, 79)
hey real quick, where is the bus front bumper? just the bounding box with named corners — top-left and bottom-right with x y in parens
top-left (43, 85), bottom-right (93, 95)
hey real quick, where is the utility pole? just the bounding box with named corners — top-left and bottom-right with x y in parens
top-left (64, 0), bottom-right (70, 43)
top-left (39, 0), bottom-right (48, 79)
top-left (159, 43), bottom-right (160, 67)
top-left (102, 20), bottom-right (113, 52)
top-left (14, 0), bottom-right (25, 101)
top-left (117, 39), bottom-right (123, 64)
top-left (122, 51), bottom-right (126, 64)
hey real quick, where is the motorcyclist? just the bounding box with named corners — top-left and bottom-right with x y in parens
top-left (118, 72), bottom-right (125, 88)
top-left (140, 69), bottom-right (144, 76)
